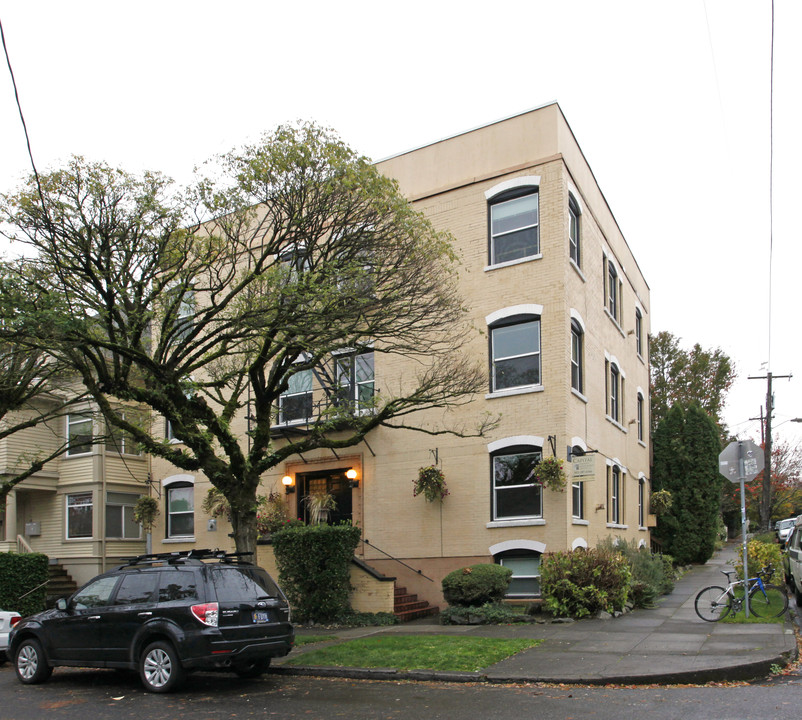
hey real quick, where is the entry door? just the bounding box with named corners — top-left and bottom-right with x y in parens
top-left (298, 470), bottom-right (353, 525)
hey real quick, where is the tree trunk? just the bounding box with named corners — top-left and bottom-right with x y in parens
top-left (230, 505), bottom-right (258, 559)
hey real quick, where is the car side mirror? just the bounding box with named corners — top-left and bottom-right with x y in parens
top-left (56, 598), bottom-right (68, 611)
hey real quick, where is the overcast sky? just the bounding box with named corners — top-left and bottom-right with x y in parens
top-left (1, 0), bottom-right (800, 449)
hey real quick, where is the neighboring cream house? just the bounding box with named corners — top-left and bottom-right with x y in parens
top-left (1, 402), bottom-right (149, 586)
top-left (147, 103), bottom-right (652, 610)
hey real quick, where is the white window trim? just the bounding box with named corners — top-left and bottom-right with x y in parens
top-left (485, 176), bottom-right (541, 201)
top-left (486, 305), bottom-right (544, 326)
top-left (487, 518), bottom-right (546, 529)
top-left (163, 474), bottom-right (195, 540)
top-left (486, 384), bottom-right (544, 400)
top-left (484, 253), bottom-right (542, 273)
top-left (488, 436), bottom-right (545, 454)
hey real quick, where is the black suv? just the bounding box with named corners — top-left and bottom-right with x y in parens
top-left (8, 549), bottom-right (293, 693)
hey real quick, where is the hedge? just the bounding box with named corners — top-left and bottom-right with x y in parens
top-left (0, 552), bottom-right (49, 616)
top-left (271, 523), bottom-right (362, 623)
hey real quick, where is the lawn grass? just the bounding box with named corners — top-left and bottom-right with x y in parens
top-left (721, 586), bottom-right (789, 624)
top-left (284, 634), bottom-right (542, 672)
top-left (294, 634), bottom-right (338, 647)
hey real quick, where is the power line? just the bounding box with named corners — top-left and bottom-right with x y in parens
top-left (0, 15), bottom-right (45, 204)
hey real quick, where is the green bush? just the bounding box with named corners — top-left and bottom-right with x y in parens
top-left (440, 602), bottom-right (534, 625)
top-left (541, 548), bottom-right (631, 618)
top-left (598, 537), bottom-right (675, 607)
top-left (733, 539), bottom-right (783, 584)
top-left (271, 522), bottom-right (362, 623)
top-left (0, 552), bottom-right (49, 616)
top-left (441, 564), bottom-right (512, 607)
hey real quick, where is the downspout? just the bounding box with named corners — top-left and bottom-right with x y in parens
top-left (100, 433), bottom-right (107, 573)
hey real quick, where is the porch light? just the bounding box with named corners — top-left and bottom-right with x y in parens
top-left (282, 475), bottom-right (295, 494)
top-left (346, 468), bottom-right (359, 488)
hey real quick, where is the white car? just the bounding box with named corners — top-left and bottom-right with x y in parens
top-left (1, 610), bottom-right (22, 663)
top-left (777, 517), bottom-right (797, 544)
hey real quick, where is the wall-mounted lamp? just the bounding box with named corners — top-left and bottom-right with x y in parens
top-left (346, 468), bottom-right (359, 488)
top-left (282, 475), bottom-right (295, 494)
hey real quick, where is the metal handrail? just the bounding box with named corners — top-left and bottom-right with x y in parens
top-left (362, 538), bottom-right (435, 582)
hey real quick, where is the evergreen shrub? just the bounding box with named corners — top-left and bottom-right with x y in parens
top-left (541, 548), bottom-right (631, 618)
top-left (598, 537), bottom-right (675, 607)
top-left (0, 552), bottom-right (49, 616)
top-left (271, 523), bottom-right (361, 623)
top-left (441, 564), bottom-right (512, 607)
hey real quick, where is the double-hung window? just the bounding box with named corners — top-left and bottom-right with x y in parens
top-left (491, 319), bottom-right (540, 392)
top-left (606, 358), bottom-right (623, 424)
top-left (106, 410), bottom-right (143, 456)
top-left (67, 492), bottom-right (93, 539)
top-left (610, 364), bottom-right (620, 421)
top-left (67, 414), bottom-right (93, 456)
top-left (489, 190), bottom-right (539, 265)
top-left (608, 261), bottom-right (619, 320)
top-left (638, 478), bottom-right (646, 528)
top-left (608, 465), bottom-right (622, 524)
top-left (570, 320), bottom-right (583, 393)
top-left (572, 480), bottom-right (584, 520)
top-left (637, 392), bottom-right (645, 442)
top-left (492, 447), bottom-right (543, 520)
top-left (105, 492), bottom-right (141, 539)
top-left (499, 553), bottom-right (541, 597)
top-left (278, 368), bottom-right (313, 424)
top-left (334, 351), bottom-right (375, 414)
top-left (635, 308), bottom-right (643, 357)
top-left (166, 484), bottom-right (194, 538)
top-left (568, 194), bottom-right (581, 267)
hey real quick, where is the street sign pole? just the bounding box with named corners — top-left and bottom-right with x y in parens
top-left (719, 439), bottom-right (763, 619)
top-left (738, 442), bottom-right (750, 617)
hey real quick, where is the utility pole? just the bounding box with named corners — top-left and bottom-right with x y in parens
top-left (748, 371), bottom-right (792, 531)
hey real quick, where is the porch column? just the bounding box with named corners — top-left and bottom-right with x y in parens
top-left (3, 490), bottom-right (17, 542)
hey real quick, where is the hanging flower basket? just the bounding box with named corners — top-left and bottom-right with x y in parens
top-left (414, 465), bottom-right (449, 502)
top-left (649, 489), bottom-right (673, 515)
top-left (533, 457), bottom-right (567, 492)
top-left (133, 496), bottom-right (160, 533)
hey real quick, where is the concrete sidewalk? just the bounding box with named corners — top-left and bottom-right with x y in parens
top-left (272, 542), bottom-right (799, 685)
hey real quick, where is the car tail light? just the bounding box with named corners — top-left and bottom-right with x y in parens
top-left (10, 616), bottom-right (21, 628)
top-left (190, 602), bottom-right (219, 627)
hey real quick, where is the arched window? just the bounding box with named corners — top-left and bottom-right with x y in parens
top-left (489, 439), bottom-right (543, 521)
top-left (486, 178), bottom-right (540, 266)
top-left (163, 475), bottom-right (195, 539)
top-left (490, 540), bottom-right (545, 598)
top-left (569, 193), bottom-right (581, 267)
top-left (571, 318), bottom-right (584, 393)
top-left (487, 306), bottom-right (542, 393)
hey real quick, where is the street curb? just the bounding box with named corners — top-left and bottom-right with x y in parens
top-left (269, 646), bottom-right (796, 686)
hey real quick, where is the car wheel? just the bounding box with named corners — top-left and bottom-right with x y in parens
top-left (795, 582), bottom-right (802, 607)
top-left (15, 638), bottom-right (53, 685)
top-left (139, 641), bottom-right (184, 693)
top-left (233, 657), bottom-right (271, 678)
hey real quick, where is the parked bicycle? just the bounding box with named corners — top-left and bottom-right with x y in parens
top-left (694, 564), bottom-right (789, 622)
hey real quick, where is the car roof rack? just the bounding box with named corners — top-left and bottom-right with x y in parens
top-left (119, 549), bottom-right (255, 567)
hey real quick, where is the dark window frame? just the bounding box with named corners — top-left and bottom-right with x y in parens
top-left (488, 187), bottom-right (540, 266)
top-left (491, 445), bottom-right (543, 521)
top-left (489, 314), bottom-right (541, 393)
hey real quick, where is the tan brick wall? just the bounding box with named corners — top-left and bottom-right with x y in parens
top-left (147, 105), bottom-right (651, 611)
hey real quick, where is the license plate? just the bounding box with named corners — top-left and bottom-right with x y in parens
top-left (252, 611), bottom-right (270, 623)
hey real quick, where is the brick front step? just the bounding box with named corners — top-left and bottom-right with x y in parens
top-left (393, 583), bottom-right (438, 622)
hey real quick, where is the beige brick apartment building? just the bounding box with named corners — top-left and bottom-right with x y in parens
top-left (2, 103), bottom-right (650, 609)
top-left (148, 102), bottom-right (652, 609)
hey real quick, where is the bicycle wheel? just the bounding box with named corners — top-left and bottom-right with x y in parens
top-left (694, 585), bottom-right (731, 621)
top-left (748, 583), bottom-right (789, 618)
